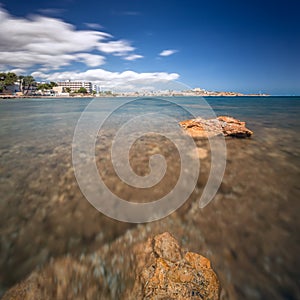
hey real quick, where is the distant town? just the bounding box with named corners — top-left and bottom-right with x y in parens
top-left (0, 72), bottom-right (269, 98)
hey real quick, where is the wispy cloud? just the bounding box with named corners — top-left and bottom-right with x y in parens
top-left (159, 49), bottom-right (178, 57)
top-left (123, 54), bottom-right (143, 61)
top-left (37, 8), bottom-right (66, 16)
top-left (97, 40), bottom-right (134, 55)
top-left (84, 22), bottom-right (103, 30)
top-left (0, 7), bottom-right (139, 71)
top-left (5, 68), bottom-right (27, 75)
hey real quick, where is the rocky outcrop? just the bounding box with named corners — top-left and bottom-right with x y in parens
top-left (2, 232), bottom-right (220, 300)
top-left (179, 116), bottom-right (253, 138)
top-left (127, 232), bottom-right (220, 299)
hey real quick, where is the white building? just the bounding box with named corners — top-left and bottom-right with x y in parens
top-left (52, 86), bottom-right (70, 97)
top-left (93, 84), bottom-right (101, 93)
top-left (56, 81), bottom-right (92, 93)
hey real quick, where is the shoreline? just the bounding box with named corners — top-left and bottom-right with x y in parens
top-left (1, 95), bottom-right (290, 100)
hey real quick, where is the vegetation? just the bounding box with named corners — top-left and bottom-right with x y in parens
top-left (75, 87), bottom-right (88, 94)
top-left (21, 76), bottom-right (36, 95)
top-left (0, 72), bottom-right (18, 92)
top-left (0, 72), bottom-right (94, 96)
top-left (37, 81), bottom-right (57, 91)
top-left (0, 72), bottom-right (38, 95)
top-left (37, 83), bottom-right (51, 90)
top-left (103, 90), bottom-right (113, 95)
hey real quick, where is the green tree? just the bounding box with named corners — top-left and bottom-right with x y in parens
top-left (37, 83), bottom-right (52, 90)
top-left (5, 72), bottom-right (18, 86)
top-left (22, 76), bottom-right (36, 95)
top-left (76, 87), bottom-right (88, 93)
top-left (50, 81), bottom-right (58, 88)
top-left (37, 83), bottom-right (46, 90)
top-left (0, 72), bottom-right (18, 92)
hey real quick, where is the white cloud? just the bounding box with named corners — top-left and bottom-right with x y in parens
top-left (37, 8), bottom-right (66, 16)
top-left (84, 22), bottom-right (103, 29)
top-left (123, 54), bottom-right (144, 61)
top-left (0, 51), bottom-right (106, 69)
top-left (0, 7), bottom-right (140, 71)
top-left (32, 69), bottom-right (180, 91)
top-left (97, 40), bottom-right (134, 55)
top-left (159, 49), bottom-right (178, 57)
top-left (74, 53), bottom-right (106, 67)
top-left (4, 68), bottom-right (27, 75)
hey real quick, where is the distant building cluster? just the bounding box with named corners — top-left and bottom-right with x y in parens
top-left (1, 77), bottom-right (269, 98)
top-left (56, 81), bottom-right (92, 93)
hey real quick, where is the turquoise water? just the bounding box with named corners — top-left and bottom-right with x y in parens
top-left (1, 96), bottom-right (299, 131)
top-left (0, 96), bottom-right (299, 299)
top-left (1, 96), bottom-right (299, 157)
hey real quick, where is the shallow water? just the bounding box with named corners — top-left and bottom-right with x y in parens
top-left (0, 96), bottom-right (299, 299)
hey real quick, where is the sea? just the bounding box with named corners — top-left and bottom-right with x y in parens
top-left (0, 96), bottom-right (299, 299)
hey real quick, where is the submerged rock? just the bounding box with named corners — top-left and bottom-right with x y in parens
top-left (2, 232), bottom-right (220, 300)
top-left (179, 116), bottom-right (253, 138)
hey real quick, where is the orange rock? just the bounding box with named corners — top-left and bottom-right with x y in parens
top-left (217, 116), bottom-right (245, 126)
top-left (179, 116), bottom-right (253, 139)
top-left (129, 232), bottom-right (220, 299)
top-left (179, 119), bottom-right (220, 138)
top-left (185, 251), bottom-right (211, 269)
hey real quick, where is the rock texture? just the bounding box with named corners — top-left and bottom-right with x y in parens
top-left (179, 116), bottom-right (253, 138)
top-left (127, 232), bottom-right (220, 300)
top-left (2, 232), bottom-right (220, 300)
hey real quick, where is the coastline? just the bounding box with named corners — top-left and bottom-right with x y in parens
top-left (0, 94), bottom-right (275, 100)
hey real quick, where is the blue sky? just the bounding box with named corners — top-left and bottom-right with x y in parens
top-left (0, 0), bottom-right (299, 94)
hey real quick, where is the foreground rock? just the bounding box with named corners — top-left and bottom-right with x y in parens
top-left (126, 232), bottom-right (220, 299)
top-left (179, 116), bottom-right (253, 138)
top-left (2, 232), bottom-right (220, 300)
